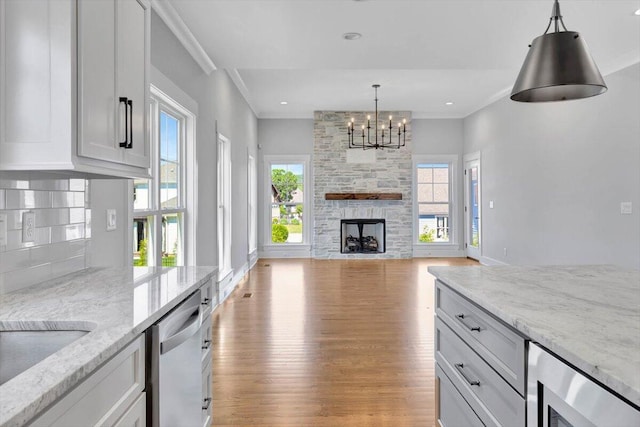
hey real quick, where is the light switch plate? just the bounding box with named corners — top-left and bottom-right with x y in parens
top-left (22, 211), bottom-right (35, 243)
top-left (0, 214), bottom-right (7, 246)
top-left (489, 200), bottom-right (494, 209)
top-left (620, 202), bottom-right (632, 215)
top-left (106, 209), bottom-right (117, 231)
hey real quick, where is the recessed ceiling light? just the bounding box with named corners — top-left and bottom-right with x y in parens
top-left (635, 8), bottom-right (640, 16)
top-left (342, 32), bottom-right (362, 41)
top-left (445, 102), bottom-right (454, 106)
top-left (280, 101), bottom-right (288, 105)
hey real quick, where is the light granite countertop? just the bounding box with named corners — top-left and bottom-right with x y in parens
top-left (0, 266), bottom-right (217, 427)
top-left (428, 264), bottom-right (640, 408)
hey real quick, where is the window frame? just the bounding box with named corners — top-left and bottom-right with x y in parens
top-left (131, 83), bottom-right (196, 266)
top-left (413, 154), bottom-right (459, 247)
top-left (263, 155), bottom-right (311, 247)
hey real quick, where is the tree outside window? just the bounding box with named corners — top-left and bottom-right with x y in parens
top-left (270, 164), bottom-right (304, 243)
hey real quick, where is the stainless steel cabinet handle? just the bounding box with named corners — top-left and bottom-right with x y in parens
top-left (201, 298), bottom-right (211, 306)
top-left (202, 397), bottom-right (212, 411)
top-left (456, 314), bottom-right (481, 332)
top-left (455, 363), bottom-right (480, 386)
top-left (202, 339), bottom-right (212, 350)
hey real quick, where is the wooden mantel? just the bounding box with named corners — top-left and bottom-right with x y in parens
top-left (324, 193), bottom-right (402, 201)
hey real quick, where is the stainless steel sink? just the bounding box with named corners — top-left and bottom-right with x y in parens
top-left (0, 322), bottom-right (95, 386)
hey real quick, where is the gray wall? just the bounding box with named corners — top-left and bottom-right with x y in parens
top-left (464, 64), bottom-right (640, 269)
top-left (150, 10), bottom-right (258, 272)
top-left (412, 119), bottom-right (464, 155)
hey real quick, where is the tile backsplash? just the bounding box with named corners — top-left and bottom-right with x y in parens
top-left (0, 172), bottom-right (91, 294)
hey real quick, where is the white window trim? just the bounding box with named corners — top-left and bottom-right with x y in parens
top-left (248, 153), bottom-right (258, 255)
top-left (412, 154), bottom-right (460, 254)
top-left (217, 133), bottom-right (232, 281)
top-left (262, 154), bottom-right (312, 251)
top-left (128, 74), bottom-right (197, 266)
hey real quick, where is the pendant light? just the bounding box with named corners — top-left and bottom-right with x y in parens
top-left (511, 0), bottom-right (607, 102)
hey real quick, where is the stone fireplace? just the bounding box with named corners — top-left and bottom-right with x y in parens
top-left (313, 111), bottom-right (412, 259)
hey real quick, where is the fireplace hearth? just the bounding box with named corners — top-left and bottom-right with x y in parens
top-left (340, 219), bottom-right (386, 254)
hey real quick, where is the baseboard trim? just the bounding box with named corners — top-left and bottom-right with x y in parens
top-left (479, 256), bottom-right (509, 266)
top-left (218, 262), bottom-right (252, 303)
top-left (413, 247), bottom-right (465, 258)
top-left (248, 250), bottom-right (259, 269)
top-left (259, 245), bottom-right (311, 258)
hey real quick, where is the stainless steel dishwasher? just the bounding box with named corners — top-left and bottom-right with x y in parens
top-left (149, 289), bottom-right (202, 427)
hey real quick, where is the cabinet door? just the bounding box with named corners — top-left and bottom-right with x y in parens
top-left (0, 0), bottom-right (74, 169)
top-left (117, 0), bottom-right (150, 168)
top-left (113, 392), bottom-right (146, 427)
top-left (76, 0), bottom-right (121, 164)
top-left (202, 360), bottom-right (213, 427)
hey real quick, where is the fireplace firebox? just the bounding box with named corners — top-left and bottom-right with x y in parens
top-left (340, 219), bottom-right (386, 254)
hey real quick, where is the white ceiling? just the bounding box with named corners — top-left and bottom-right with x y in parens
top-left (167, 0), bottom-right (640, 119)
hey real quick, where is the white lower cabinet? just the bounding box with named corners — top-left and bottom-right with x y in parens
top-left (31, 334), bottom-right (145, 427)
top-left (201, 359), bottom-right (213, 427)
top-left (435, 281), bottom-right (526, 427)
top-left (199, 278), bottom-right (214, 427)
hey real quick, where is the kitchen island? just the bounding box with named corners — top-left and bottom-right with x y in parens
top-left (429, 264), bottom-right (640, 426)
top-left (0, 266), bottom-right (217, 427)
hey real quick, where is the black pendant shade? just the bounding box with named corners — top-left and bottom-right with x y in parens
top-left (511, 1), bottom-right (607, 102)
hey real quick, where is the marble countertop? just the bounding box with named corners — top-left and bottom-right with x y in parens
top-left (428, 265), bottom-right (640, 408)
top-left (0, 266), bottom-right (217, 427)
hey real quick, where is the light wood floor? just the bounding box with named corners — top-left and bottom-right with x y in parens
top-left (211, 258), bottom-right (478, 426)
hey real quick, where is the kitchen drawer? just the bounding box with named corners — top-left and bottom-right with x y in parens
top-left (202, 359), bottom-right (213, 427)
top-left (436, 364), bottom-right (483, 427)
top-left (200, 313), bottom-right (212, 365)
top-left (200, 278), bottom-right (215, 319)
top-left (112, 392), bottom-right (146, 427)
top-left (436, 280), bottom-right (526, 395)
top-left (436, 317), bottom-right (525, 427)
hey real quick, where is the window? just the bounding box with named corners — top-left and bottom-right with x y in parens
top-left (264, 156), bottom-right (310, 245)
top-left (133, 89), bottom-right (193, 267)
top-left (414, 155), bottom-right (457, 245)
top-left (217, 134), bottom-right (231, 279)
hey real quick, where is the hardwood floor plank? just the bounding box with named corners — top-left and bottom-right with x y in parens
top-left (211, 258), bottom-right (477, 426)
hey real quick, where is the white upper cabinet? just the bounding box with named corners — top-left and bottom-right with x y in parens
top-left (0, 0), bottom-right (151, 178)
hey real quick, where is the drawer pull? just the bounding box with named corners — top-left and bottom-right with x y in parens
top-left (202, 397), bottom-right (212, 411)
top-left (456, 314), bottom-right (481, 332)
top-left (455, 363), bottom-right (481, 386)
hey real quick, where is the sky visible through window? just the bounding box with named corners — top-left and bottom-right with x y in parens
top-left (160, 111), bottom-right (179, 162)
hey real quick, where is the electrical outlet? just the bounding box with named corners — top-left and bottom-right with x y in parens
top-left (0, 214), bottom-right (7, 246)
top-left (22, 211), bottom-right (35, 243)
top-left (489, 200), bottom-right (494, 209)
top-left (621, 202), bottom-right (632, 215)
top-left (503, 247), bottom-right (508, 257)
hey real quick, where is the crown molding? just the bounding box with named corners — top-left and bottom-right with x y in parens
top-left (226, 69), bottom-right (258, 117)
top-left (151, 0), bottom-right (216, 75)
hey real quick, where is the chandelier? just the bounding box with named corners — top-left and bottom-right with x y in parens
top-left (347, 84), bottom-right (407, 150)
